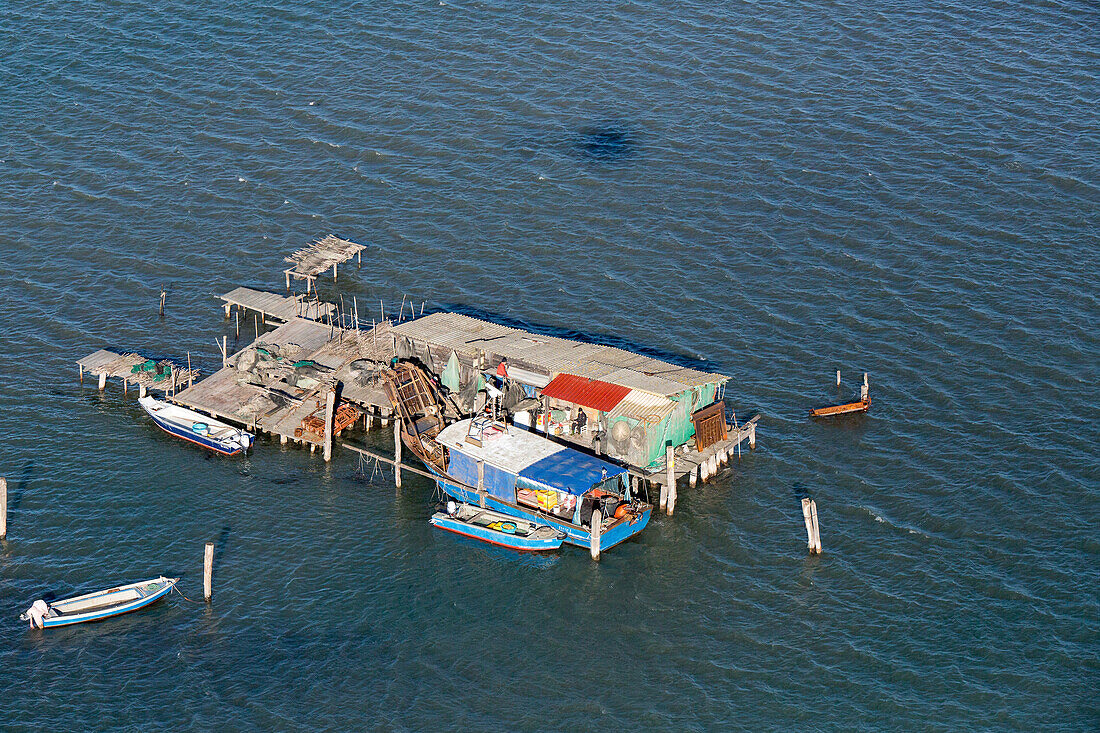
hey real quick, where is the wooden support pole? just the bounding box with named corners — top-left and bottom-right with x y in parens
top-left (749, 423), bottom-right (756, 450)
top-left (254, 314), bottom-right (259, 337)
top-left (837, 369), bottom-right (841, 387)
top-left (801, 498), bottom-right (822, 554)
top-left (223, 303), bottom-right (231, 318)
top-left (661, 445), bottom-right (673, 510)
top-left (590, 509), bottom-right (602, 561)
top-left (235, 310), bottom-right (239, 340)
top-left (689, 466), bottom-right (698, 488)
top-left (323, 388), bottom-right (336, 462)
top-left (123, 378), bottom-right (127, 394)
top-left (667, 473), bottom-right (677, 516)
top-left (159, 289), bottom-right (166, 316)
top-left (203, 541), bottom-right (214, 601)
top-left (353, 297), bottom-right (359, 332)
top-left (187, 352), bottom-right (193, 388)
top-left (477, 460), bottom-right (485, 508)
top-left (333, 263), bottom-right (337, 282)
top-left (0, 477), bottom-right (7, 540)
top-left (285, 271), bottom-right (290, 292)
top-left (98, 372), bottom-right (107, 391)
top-left (393, 417), bottom-right (403, 488)
top-left (280, 434), bottom-right (288, 445)
top-left (139, 384), bottom-right (147, 398)
top-left (861, 373), bottom-right (869, 402)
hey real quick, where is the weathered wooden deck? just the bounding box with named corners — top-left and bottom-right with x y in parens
top-left (283, 235), bottom-right (367, 293)
top-left (78, 349), bottom-right (199, 395)
top-left (219, 287), bottom-right (335, 324)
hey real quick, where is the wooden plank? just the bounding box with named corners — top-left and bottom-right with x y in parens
top-left (809, 399), bottom-right (870, 417)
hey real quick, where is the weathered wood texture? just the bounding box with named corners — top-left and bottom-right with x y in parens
top-left (220, 287), bottom-right (335, 324)
top-left (78, 350), bottom-right (198, 394)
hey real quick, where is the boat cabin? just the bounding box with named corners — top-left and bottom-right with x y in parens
top-left (435, 418), bottom-right (635, 528)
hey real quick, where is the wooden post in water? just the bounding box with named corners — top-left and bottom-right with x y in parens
top-left (139, 384), bottom-right (147, 398)
top-left (748, 422), bottom-right (756, 450)
top-left (690, 465), bottom-right (699, 487)
top-left (79, 364), bottom-right (83, 384)
top-left (661, 445), bottom-right (673, 511)
top-left (836, 369), bottom-right (841, 387)
top-left (235, 310), bottom-right (239, 340)
top-left (0, 477), bottom-right (7, 540)
top-left (98, 371), bottom-right (107, 391)
top-left (323, 388), bottom-right (336, 462)
top-left (203, 541), bottom-right (214, 601)
top-left (801, 498), bottom-right (822, 554)
top-left (477, 460), bottom-right (485, 508)
top-left (187, 352), bottom-right (193, 388)
top-left (393, 417), bottom-right (403, 488)
top-left (861, 373), bottom-right (869, 402)
top-left (159, 289), bottom-right (166, 316)
top-left (668, 473), bottom-right (677, 516)
top-left (590, 509), bottom-right (602, 561)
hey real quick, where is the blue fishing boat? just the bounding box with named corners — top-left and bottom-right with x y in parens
top-left (430, 501), bottom-right (567, 551)
top-left (139, 396), bottom-right (253, 455)
top-left (20, 576), bottom-right (179, 629)
top-left (382, 362), bottom-right (651, 556)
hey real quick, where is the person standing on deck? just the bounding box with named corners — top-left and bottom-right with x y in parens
top-left (495, 357), bottom-right (508, 390)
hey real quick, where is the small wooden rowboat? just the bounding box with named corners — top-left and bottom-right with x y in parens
top-left (20, 576), bottom-right (179, 629)
top-left (430, 502), bottom-right (567, 552)
top-left (139, 396), bottom-right (253, 455)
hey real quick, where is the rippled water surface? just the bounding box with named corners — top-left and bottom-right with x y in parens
top-left (1, 1), bottom-right (1097, 730)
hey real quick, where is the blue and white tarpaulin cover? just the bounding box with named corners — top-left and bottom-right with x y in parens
top-left (437, 419), bottom-right (627, 497)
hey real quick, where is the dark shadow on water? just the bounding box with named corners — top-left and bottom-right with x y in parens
top-left (575, 122), bottom-right (637, 163)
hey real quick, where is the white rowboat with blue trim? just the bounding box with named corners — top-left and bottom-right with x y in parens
top-left (20, 576), bottom-right (179, 629)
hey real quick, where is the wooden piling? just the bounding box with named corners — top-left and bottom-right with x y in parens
top-left (203, 541), bottom-right (214, 601)
top-left (689, 466), bottom-right (698, 488)
top-left (861, 373), bottom-right (869, 402)
top-left (477, 460), bottom-right (485, 508)
top-left (667, 475), bottom-right (677, 516)
top-left (836, 369), bottom-right (841, 387)
top-left (187, 352), bottom-right (193, 388)
top-left (748, 422), bottom-right (756, 450)
top-left (139, 384), bottom-right (147, 398)
top-left (79, 364), bottom-right (83, 384)
top-left (323, 388), bottom-right (336, 462)
top-left (0, 477), bottom-right (7, 540)
top-left (590, 509), bottom-right (602, 561)
top-left (661, 445), bottom-right (674, 510)
top-left (98, 371), bottom-right (107, 391)
top-left (393, 417), bottom-right (403, 488)
top-left (801, 498), bottom-right (822, 554)
top-left (159, 289), bottom-right (166, 316)
top-left (235, 310), bottom-right (239, 339)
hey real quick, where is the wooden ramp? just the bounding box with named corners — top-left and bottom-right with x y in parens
top-left (219, 287), bottom-right (335, 324)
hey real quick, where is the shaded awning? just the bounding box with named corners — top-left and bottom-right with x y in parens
top-left (518, 450), bottom-right (628, 496)
top-left (540, 373), bottom-right (630, 412)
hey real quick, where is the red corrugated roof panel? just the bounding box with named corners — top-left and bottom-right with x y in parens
top-left (540, 373), bottom-right (631, 412)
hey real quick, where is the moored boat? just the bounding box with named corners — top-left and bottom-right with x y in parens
top-left (430, 501), bottom-right (567, 551)
top-left (138, 396), bottom-right (253, 455)
top-left (20, 576), bottom-right (179, 629)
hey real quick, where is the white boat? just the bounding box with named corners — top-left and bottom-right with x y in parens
top-left (20, 576), bottom-right (179, 629)
top-left (138, 396), bottom-right (253, 455)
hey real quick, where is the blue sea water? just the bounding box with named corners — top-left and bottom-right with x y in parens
top-left (0, 1), bottom-right (1097, 729)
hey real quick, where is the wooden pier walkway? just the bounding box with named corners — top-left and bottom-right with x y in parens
top-left (78, 349), bottom-right (198, 395)
top-left (219, 287), bottom-right (335, 324)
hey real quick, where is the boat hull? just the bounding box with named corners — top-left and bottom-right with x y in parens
top-left (139, 397), bottom-right (251, 455)
top-left (25, 578), bottom-right (178, 629)
top-left (429, 513), bottom-right (565, 552)
top-left (427, 467), bottom-right (651, 552)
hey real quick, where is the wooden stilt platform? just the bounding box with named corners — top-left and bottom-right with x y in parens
top-left (77, 349), bottom-right (198, 395)
top-left (219, 287), bottom-right (335, 324)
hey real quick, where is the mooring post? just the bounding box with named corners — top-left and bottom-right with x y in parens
top-left (590, 509), bottom-right (602, 561)
top-left (1, 476), bottom-right (8, 540)
top-left (690, 465), bottom-right (698, 488)
top-left (187, 352), bottom-right (193, 388)
top-left (98, 371), bottom-right (107, 391)
top-left (748, 422), bottom-right (757, 450)
top-left (661, 445), bottom-right (673, 511)
top-left (861, 373), bottom-right (869, 402)
top-left (801, 498), bottom-right (822, 554)
top-left (285, 271), bottom-right (290, 292)
top-left (159, 289), bottom-right (166, 316)
top-left (139, 384), bottom-right (147, 398)
top-left (667, 473), bottom-right (677, 516)
top-left (203, 541), bottom-right (214, 601)
top-left (79, 364), bottom-right (83, 384)
top-left (235, 310), bottom-right (239, 340)
top-left (393, 417), bottom-right (403, 488)
top-left (836, 369), bottom-right (841, 387)
top-left (323, 388), bottom-right (336, 462)
top-left (477, 460), bottom-right (485, 508)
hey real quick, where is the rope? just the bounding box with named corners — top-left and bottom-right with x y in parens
top-left (172, 584), bottom-right (206, 604)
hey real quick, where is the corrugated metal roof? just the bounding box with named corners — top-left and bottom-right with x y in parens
top-left (607, 389), bottom-right (677, 423)
top-left (390, 312), bottom-right (728, 397)
top-left (541, 374), bottom-right (631, 412)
